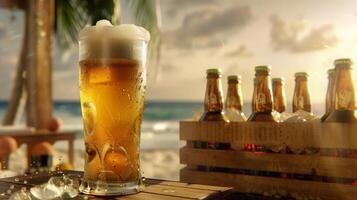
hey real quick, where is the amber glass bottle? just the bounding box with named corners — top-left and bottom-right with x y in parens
top-left (225, 75), bottom-right (246, 121)
top-left (197, 68), bottom-right (229, 171)
top-left (321, 69), bottom-right (335, 122)
top-left (293, 72), bottom-right (312, 113)
top-left (226, 75), bottom-right (243, 111)
top-left (325, 58), bottom-right (357, 122)
top-left (197, 68), bottom-right (229, 150)
top-left (248, 66), bottom-right (278, 122)
top-left (272, 78), bottom-right (287, 113)
top-left (200, 69), bottom-right (228, 122)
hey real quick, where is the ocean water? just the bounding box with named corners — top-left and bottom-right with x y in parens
top-left (0, 101), bottom-right (202, 149)
top-left (0, 101), bottom-right (325, 149)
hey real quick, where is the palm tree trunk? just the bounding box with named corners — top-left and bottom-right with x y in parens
top-left (2, 2), bottom-right (29, 125)
top-left (26, 0), bottom-right (54, 130)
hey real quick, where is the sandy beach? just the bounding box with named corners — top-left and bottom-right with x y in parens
top-left (7, 138), bottom-right (183, 181)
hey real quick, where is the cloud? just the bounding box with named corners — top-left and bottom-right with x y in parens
top-left (224, 45), bottom-right (253, 57)
top-left (0, 23), bottom-right (7, 39)
top-left (163, 5), bottom-right (253, 49)
top-left (164, 0), bottom-right (218, 18)
top-left (270, 15), bottom-right (339, 53)
top-left (160, 63), bottom-right (178, 73)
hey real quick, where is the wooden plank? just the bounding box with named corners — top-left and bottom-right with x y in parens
top-left (120, 192), bottom-right (192, 200)
top-left (145, 179), bottom-right (231, 192)
top-left (143, 184), bottom-right (221, 200)
top-left (0, 171), bottom-right (72, 186)
top-left (180, 121), bottom-right (357, 149)
top-left (180, 168), bottom-right (357, 200)
top-left (180, 147), bottom-right (357, 179)
top-left (0, 171), bottom-right (233, 200)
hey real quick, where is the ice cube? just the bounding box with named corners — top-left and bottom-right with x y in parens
top-left (30, 175), bottom-right (79, 200)
top-left (30, 184), bottom-right (60, 200)
top-left (225, 108), bottom-right (246, 122)
top-left (82, 102), bottom-right (96, 136)
top-left (289, 110), bottom-right (320, 122)
top-left (284, 113), bottom-right (306, 122)
top-left (10, 188), bottom-right (32, 200)
top-left (60, 175), bottom-right (80, 199)
top-left (278, 112), bottom-right (294, 122)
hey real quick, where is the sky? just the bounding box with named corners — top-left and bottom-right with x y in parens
top-left (0, 0), bottom-right (357, 112)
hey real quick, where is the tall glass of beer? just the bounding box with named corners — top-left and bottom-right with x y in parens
top-left (78, 20), bottom-right (150, 196)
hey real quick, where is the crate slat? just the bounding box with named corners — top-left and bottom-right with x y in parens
top-left (180, 121), bottom-right (357, 149)
top-left (145, 179), bottom-right (230, 192)
top-left (180, 147), bottom-right (357, 179)
top-left (143, 184), bottom-right (223, 199)
top-left (180, 168), bottom-right (357, 200)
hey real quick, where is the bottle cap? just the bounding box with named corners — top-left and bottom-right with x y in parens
top-left (272, 77), bottom-right (285, 82)
top-left (227, 75), bottom-right (241, 81)
top-left (334, 58), bottom-right (353, 66)
top-left (206, 68), bottom-right (222, 75)
top-left (255, 65), bottom-right (271, 72)
top-left (295, 72), bottom-right (309, 77)
top-left (327, 68), bottom-right (335, 74)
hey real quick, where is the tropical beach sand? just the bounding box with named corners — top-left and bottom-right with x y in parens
top-left (7, 139), bottom-right (183, 181)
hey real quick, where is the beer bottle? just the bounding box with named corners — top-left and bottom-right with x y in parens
top-left (199, 68), bottom-right (229, 148)
top-left (325, 58), bottom-right (357, 122)
top-left (321, 69), bottom-right (335, 122)
top-left (248, 66), bottom-right (278, 122)
top-left (293, 72), bottom-right (311, 113)
top-left (272, 77), bottom-right (287, 113)
top-left (197, 68), bottom-right (229, 172)
top-left (200, 68), bottom-right (229, 122)
top-left (225, 75), bottom-right (246, 121)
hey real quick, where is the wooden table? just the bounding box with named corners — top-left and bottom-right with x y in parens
top-left (0, 171), bottom-right (237, 199)
top-left (2, 130), bottom-right (77, 168)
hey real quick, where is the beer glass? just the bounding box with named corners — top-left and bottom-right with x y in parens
top-left (78, 20), bottom-right (150, 196)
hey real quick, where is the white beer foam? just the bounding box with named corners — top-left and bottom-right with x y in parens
top-left (79, 20), bottom-right (150, 61)
top-left (79, 20), bottom-right (150, 42)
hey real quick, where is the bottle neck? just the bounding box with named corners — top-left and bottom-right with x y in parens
top-left (333, 67), bottom-right (356, 110)
top-left (325, 74), bottom-right (335, 113)
top-left (293, 78), bottom-right (311, 112)
top-left (273, 82), bottom-right (286, 113)
top-left (204, 76), bottom-right (224, 112)
top-left (225, 81), bottom-right (243, 111)
top-left (252, 74), bottom-right (273, 112)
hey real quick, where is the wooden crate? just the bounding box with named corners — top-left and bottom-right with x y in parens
top-left (179, 121), bottom-right (357, 200)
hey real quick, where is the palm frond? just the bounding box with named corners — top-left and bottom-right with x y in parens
top-left (129, 0), bottom-right (161, 78)
top-left (55, 0), bottom-right (117, 48)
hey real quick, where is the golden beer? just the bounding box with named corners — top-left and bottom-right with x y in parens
top-left (272, 77), bottom-right (287, 113)
top-left (248, 66), bottom-right (278, 122)
top-left (78, 20), bottom-right (149, 196)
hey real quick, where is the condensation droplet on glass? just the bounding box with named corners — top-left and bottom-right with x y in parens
top-left (40, 31), bottom-right (46, 37)
top-left (82, 102), bottom-right (96, 136)
top-left (37, 19), bottom-right (44, 26)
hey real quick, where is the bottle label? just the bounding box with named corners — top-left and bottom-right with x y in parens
top-left (209, 93), bottom-right (218, 105)
top-left (257, 93), bottom-right (266, 105)
top-left (229, 96), bottom-right (238, 106)
top-left (297, 95), bottom-right (304, 109)
top-left (338, 90), bottom-right (352, 108)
